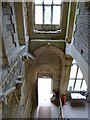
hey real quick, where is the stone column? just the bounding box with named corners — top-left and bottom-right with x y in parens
top-left (60, 64), bottom-right (65, 95)
top-left (14, 2), bottom-right (25, 45)
top-left (0, 39), bottom-right (8, 68)
top-left (26, 2), bottom-right (33, 35)
top-left (66, 2), bottom-right (76, 43)
top-left (60, 55), bottom-right (72, 95)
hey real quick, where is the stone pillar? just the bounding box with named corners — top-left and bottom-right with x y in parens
top-left (60, 64), bottom-right (65, 95)
top-left (26, 2), bottom-right (33, 36)
top-left (14, 2), bottom-right (25, 45)
top-left (0, 39), bottom-right (8, 68)
top-left (66, 2), bottom-right (76, 43)
top-left (60, 55), bottom-right (72, 95)
top-left (29, 66), bottom-right (38, 109)
top-left (22, 58), bottom-right (33, 117)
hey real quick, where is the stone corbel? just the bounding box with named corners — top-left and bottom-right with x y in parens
top-left (15, 79), bottom-right (23, 89)
top-left (17, 75), bottom-right (22, 80)
top-left (15, 80), bottom-right (23, 85)
top-left (22, 52), bottom-right (36, 61)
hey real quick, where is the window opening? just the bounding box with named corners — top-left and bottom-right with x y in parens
top-left (34, 0), bottom-right (61, 31)
top-left (67, 59), bottom-right (87, 91)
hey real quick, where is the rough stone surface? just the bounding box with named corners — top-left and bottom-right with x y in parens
top-left (73, 2), bottom-right (90, 65)
top-left (1, 1), bottom-right (88, 119)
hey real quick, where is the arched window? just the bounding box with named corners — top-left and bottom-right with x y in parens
top-left (67, 59), bottom-right (87, 91)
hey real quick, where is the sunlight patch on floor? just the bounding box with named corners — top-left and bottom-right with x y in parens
top-left (38, 77), bottom-right (53, 106)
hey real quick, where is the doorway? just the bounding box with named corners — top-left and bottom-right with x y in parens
top-left (38, 77), bottom-right (53, 106)
top-left (31, 77), bottom-right (59, 118)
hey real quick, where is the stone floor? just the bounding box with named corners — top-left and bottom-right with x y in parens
top-left (31, 98), bottom-right (59, 118)
top-left (62, 100), bottom-right (88, 119)
top-left (31, 78), bottom-right (89, 119)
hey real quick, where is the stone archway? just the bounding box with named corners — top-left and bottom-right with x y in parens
top-left (34, 45), bottom-right (65, 95)
top-left (35, 64), bottom-right (58, 91)
top-left (35, 64), bottom-right (57, 81)
top-left (35, 64), bottom-right (58, 106)
top-left (34, 45), bottom-right (65, 66)
top-left (30, 45), bottom-right (66, 107)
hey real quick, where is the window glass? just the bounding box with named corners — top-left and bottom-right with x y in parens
top-left (81, 80), bottom-right (87, 91)
top-left (35, 0), bottom-right (43, 4)
top-left (35, 6), bottom-right (43, 24)
top-left (67, 59), bottom-right (87, 91)
top-left (67, 79), bottom-right (75, 91)
top-left (77, 68), bottom-right (83, 79)
top-left (53, 0), bottom-right (61, 4)
top-left (70, 65), bottom-right (77, 78)
top-left (35, 0), bottom-right (61, 30)
top-left (74, 79), bottom-right (82, 91)
top-left (67, 59), bottom-right (87, 92)
top-left (53, 6), bottom-right (60, 25)
top-left (44, 6), bottom-right (51, 24)
top-left (44, 0), bottom-right (52, 4)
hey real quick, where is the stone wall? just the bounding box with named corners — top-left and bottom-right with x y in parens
top-left (2, 2), bottom-right (19, 60)
top-left (66, 2), bottom-right (90, 89)
top-left (1, 49), bottom-right (33, 118)
top-left (14, 58), bottom-right (33, 118)
top-left (35, 50), bottom-right (62, 81)
top-left (1, 2), bottom-right (33, 118)
top-left (2, 55), bottom-right (23, 118)
top-left (73, 2), bottom-right (90, 65)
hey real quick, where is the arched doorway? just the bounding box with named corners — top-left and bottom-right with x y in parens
top-left (31, 45), bottom-right (65, 117)
top-left (34, 45), bottom-right (65, 95)
top-left (35, 64), bottom-right (57, 106)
